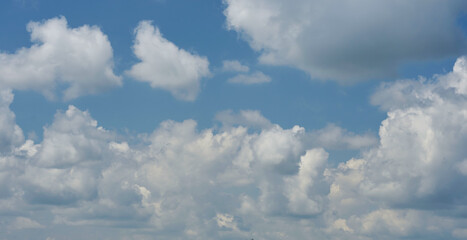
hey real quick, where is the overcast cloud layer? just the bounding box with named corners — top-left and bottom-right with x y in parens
top-left (224, 0), bottom-right (467, 82)
top-left (0, 56), bottom-right (466, 239)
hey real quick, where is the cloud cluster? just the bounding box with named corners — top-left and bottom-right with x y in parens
top-left (0, 17), bottom-right (121, 100)
top-left (0, 92), bottom-right (372, 239)
top-left (223, 0), bottom-right (467, 82)
top-left (1, 15), bottom-right (467, 238)
top-left (0, 17), bottom-right (214, 102)
top-left (126, 21), bottom-right (211, 101)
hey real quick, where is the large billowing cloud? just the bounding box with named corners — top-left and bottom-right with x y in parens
top-left (223, 0), bottom-right (467, 82)
top-left (0, 17), bottom-right (122, 100)
top-left (126, 21), bottom-right (211, 101)
top-left (1, 57), bottom-right (467, 239)
top-left (325, 56), bottom-right (467, 239)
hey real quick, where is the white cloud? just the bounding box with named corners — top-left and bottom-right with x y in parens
top-left (354, 57), bottom-right (467, 204)
top-left (0, 16), bottom-right (121, 100)
top-left (227, 71), bottom-right (271, 84)
top-left (224, 0), bottom-right (467, 82)
top-left (126, 21), bottom-right (211, 101)
top-left (222, 60), bottom-right (249, 72)
top-left (20, 105), bottom-right (113, 205)
top-left (1, 56), bottom-right (467, 239)
top-left (324, 56), bottom-right (467, 238)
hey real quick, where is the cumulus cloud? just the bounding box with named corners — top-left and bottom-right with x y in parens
top-left (0, 16), bottom-right (121, 100)
top-left (223, 0), bottom-right (467, 82)
top-left (357, 57), bottom-right (467, 205)
top-left (126, 21), bottom-right (211, 101)
top-left (1, 57), bottom-right (467, 239)
top-left (227, 71), bottom-right (271, 84)
top-left (222, 60), bottom-right (249, 72)
top-left (324, 56), bottom-right (467, 239)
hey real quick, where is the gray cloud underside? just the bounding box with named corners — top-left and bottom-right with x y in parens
top-left (224, 0), bottom-right (467, 82)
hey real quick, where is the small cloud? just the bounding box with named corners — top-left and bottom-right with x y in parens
top-left (227, 71), bottom-right (271, 85)
top-left (126, 21), bottom-right (210, 101)
top-left (222, 60), bottom-right (249, 72)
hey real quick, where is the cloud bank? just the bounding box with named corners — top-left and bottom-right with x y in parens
top-left (0, 56), bottom-right (467, 239)
top-left (224, 0), bottom-right (467, 82)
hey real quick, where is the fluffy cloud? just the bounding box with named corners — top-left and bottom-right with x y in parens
top-left (324, 56), bottom-right (467, 239)
top-left (223, 0), bottom-right (467, 82)
top-left (126, 21), bottom-right (211, 101)
top-left (0, 17), bottom-right (121, 100)
top-left (227, 71), bottom-right (271, 84)
top-left (360, 57), bottom-right (467, 205)
top-left (2, 57), bottom-right (467, 239)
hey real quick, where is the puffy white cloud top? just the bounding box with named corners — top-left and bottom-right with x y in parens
top-left (126, 21), bottom-right (211, 101)
top-left (0, 17), bottom-right (122, 100)
top-left (224, 0), bottom-right (467, 82)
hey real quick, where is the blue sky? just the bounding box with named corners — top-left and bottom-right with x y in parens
top-left (0, 0), bottom-right (467, 239)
